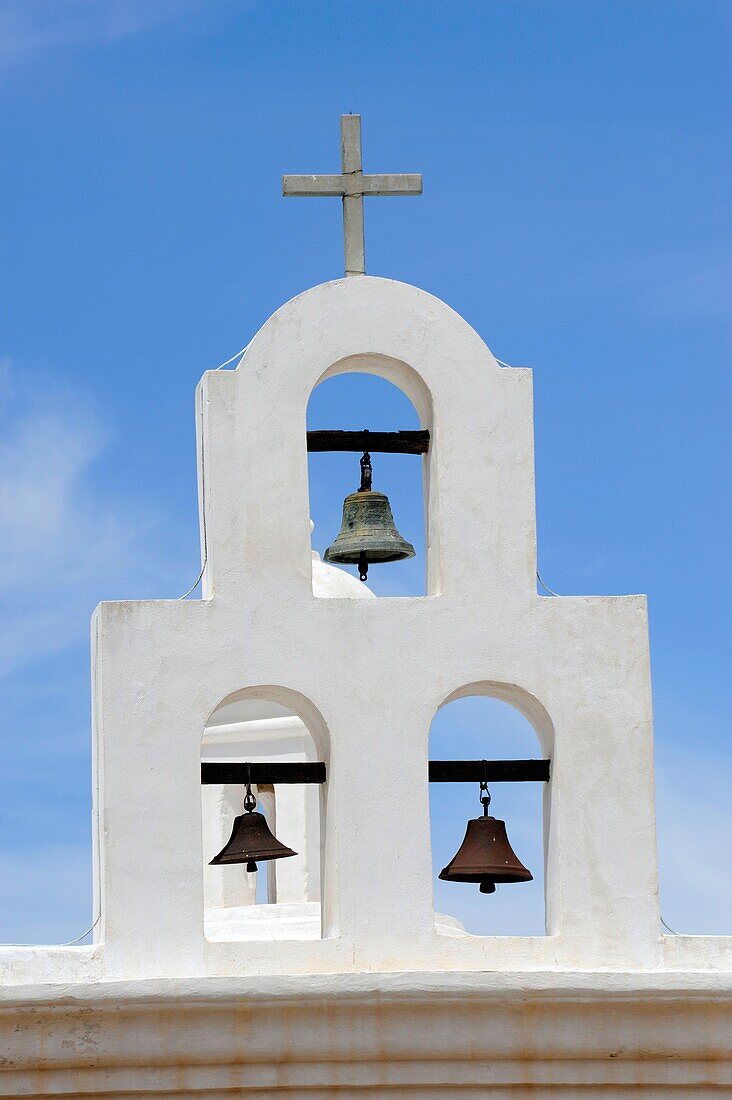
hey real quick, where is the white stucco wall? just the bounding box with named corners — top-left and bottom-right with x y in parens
top-left (1, 276), bottom-right (729, 1096)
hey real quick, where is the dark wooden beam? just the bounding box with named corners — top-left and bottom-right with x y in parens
top-left (201, 762), bottom-right (326, 785)
top-left (306, 430), bottom-right (430, 455)
top-left (429, 760), bottom-right (550, 783)
top-left (201, 759), bottom-right (549, 786)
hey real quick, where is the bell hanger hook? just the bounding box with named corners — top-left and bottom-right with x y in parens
top-left (480, 759), bottom-right (491, 817)
top-left (243, 761), bottom-right (257, 814)
top-left (359, 433), bottom-right (372, 493)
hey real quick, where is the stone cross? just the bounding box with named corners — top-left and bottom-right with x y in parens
top-left (282, 115), bottom-right (422, 276)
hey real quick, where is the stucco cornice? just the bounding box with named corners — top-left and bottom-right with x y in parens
top-left (1, 971), bottom-right (731, 1097)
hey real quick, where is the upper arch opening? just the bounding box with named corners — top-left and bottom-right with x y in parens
top-left (307, 363), bottom-right (433, 596)
top-left (314, 352), bottom-right (434, 429)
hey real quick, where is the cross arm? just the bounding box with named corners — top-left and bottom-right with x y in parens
top-left (361, 173), bottom-right (423, 195)
top-left (283, 175), bottom-right (348, 196)
top-left (283, 173), bottom-right (423, 198)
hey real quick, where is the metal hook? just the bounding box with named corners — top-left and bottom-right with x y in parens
top-left (359, 446), bottom-right (372, 492)
top-left (243, 762), bottom-right (257, 813)
top-left (479, 759), bottom-right (491, 816)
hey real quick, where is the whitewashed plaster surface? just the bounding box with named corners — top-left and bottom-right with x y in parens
top-left (1, 276), bottom-right (730, 1096)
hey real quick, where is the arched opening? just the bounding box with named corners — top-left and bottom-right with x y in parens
top-left (201, 688), bottom-right (327, 942)
top-left (307, 368), bottom-right (430, 597)
top-left (430, 692), bottom-right (550, 937)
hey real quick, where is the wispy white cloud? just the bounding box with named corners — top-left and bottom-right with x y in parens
top-left (0, 0), bottom-right (203, 64)
top-left (0, 361), bottom-right (170, 677)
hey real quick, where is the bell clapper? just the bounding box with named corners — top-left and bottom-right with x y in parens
top-left (479, 770), bottom-right (496, 892)
top-left (241, 769), bottom-right (262, 873)
top-left (357, 448), bottom-right (372, 580)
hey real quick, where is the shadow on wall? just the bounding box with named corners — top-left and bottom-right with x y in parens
top-left (430, 694), bottom-right (547, 937)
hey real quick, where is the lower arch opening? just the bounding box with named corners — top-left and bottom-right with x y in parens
top-left (430, 693), bottom-right (549, 936)
top-left (201, 689), bottom-right (327, 942)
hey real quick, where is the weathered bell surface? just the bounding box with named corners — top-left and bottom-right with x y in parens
top-left (439, 815), bottom-right (532, 893)
top-left (209, 811), bottom-right (297, 870)
top-left (324, 490), bottom-right (415, 575)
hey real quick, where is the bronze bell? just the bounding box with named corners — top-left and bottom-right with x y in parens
top-left (439, 781), bottom-right (532, 894)
top-left (324, 450), bottom-right (415, 581)
top-left (210, 777), bottom-right (297, 873)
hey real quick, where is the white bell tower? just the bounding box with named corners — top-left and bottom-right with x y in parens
top-left (94, 274), bottom-right (661, 979)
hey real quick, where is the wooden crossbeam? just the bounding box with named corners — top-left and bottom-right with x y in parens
top-left (201, 762), bottom-right (326, 785)
top-left (428, 759), bottom-right (550, 783)
top-left (201, 759), bottom-right (549, 786)
top-left (306, 429), bottom-right (429, 454)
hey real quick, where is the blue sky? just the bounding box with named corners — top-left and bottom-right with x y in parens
top-left (0, 0), bottom-right (729, 941)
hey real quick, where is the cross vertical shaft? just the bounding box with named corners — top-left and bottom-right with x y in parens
top-left (283, 115), bottom-right (422, 277)
top-left (341, 115), bottom-right (365, 276)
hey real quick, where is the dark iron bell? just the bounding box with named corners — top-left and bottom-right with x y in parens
top-left (324, 451), bottom-right (415, 581)
top-left (439, 781), bottom-right (532, 895)
top-left (209, 777), bottom-right (297, 872)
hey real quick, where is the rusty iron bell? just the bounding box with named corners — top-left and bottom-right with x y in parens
top-left (323, 451), bottom-right (415, 581)
top-left (209, 774), bottom-right (297, 873)
top-left (439, 780), bottom-right (533, 895)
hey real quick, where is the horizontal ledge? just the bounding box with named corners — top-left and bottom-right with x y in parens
top-left (307, 430), bottom-right (430, 454)
top-left (3, 968), bottom-right (728, 1008)
top-left (429, 760), bottom-right (550, 783)
top-left (201, 760), bottom-right (550, 786)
